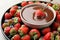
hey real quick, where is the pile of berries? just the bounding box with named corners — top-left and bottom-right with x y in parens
top-left (2, 1), bottom-right (60, 40)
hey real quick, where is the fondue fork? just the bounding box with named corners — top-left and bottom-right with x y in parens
top-left (42, 0), bottom-right (53, 11)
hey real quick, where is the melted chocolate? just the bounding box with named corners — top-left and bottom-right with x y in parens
top-left (22, 5), bottom-right (54, 25)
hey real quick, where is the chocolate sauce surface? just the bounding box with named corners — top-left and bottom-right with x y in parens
top-left (22, 5), bottom-right (54, 25)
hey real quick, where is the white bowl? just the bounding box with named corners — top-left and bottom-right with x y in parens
top-left (20, 3), bottom-right (56, 29)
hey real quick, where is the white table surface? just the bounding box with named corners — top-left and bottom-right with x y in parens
top-left (0, 0), bottom-right (60, 40)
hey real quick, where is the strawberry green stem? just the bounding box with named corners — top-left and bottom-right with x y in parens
top-left (34, 37), bottom-right (36, 40)
top-left (13, 17), bottom-right (18, 24)
top-left (33, 35), bottom-right (38, 40)
top-left (18, 30), bottom-right (24, 37)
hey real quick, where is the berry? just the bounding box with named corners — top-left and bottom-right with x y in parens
top-left (28, 1), bottom-right (33, 4)
top-left (14, 23), bottom-right (21, 31)
top-left (35, 10), bottom-right (46, 19)
top-left (5, 13), bottom-right (12, 19)
top-left (17, 17), bottom-right (21, 23)
top-left (29, 29), bottom-right (40, 40)
top-left (56, 14), bottom-right (60, 23)
top-left (10, 27), bottom-right (17, 36)
top-left (10, 8), bottom-right (16, 16)
top-left (4, 27), bottom-right (11, 35)
top-left (18, 25), bottom-right (29, 36)
top-left (21, 1), bottom-right (28, 7)
top-left (15, 12), bottom-right (20, 18)
top-left (12, 5), bottom-right (18, 9)
top-left (11, 34), bottom-right (21, 40)
top-left (53, 22), bottom-right (59, 28)
top-left (42, 27), bottom-right (51, 35)
top-left (21, 35), bottom-right (30, 40)
top-left (43, 32), bottom-right (51, 40)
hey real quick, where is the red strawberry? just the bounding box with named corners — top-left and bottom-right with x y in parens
top-left (12, 5), bottom-right (18, 9)
top-left (11, 34), bottom-right (21, 40)
top-left (4, 27), bottom-right (11, 35)
top-left (21, 1), bottom-right (28, 7)
top-left (43, 32), bottom-right (51, 40)
top-left (21, 35), bottom-right (30, 40)
top-left (15, 12), bottom-right (20, 18)
top-left (42, 27), bottom-right (51, 35)
top-left (29, 29), bottom-right (40, 40)
top-left (35, 10), bottom-right (46, 19)
top-left (56, 14), bottom-right (60, 23)
top-left (14, 23), bottom-right (21, 31)
top-left (18, 25), bottom-right (29, 36)
top-left (53, 22), bottom-right (59, 28)
top-left (10, 8), bottom-right (16, 16)
top-left (28, 1), bottom-right (33, 4)
top-left (17, 17), bottom-right (21, 23)
top-left (5, 13), bottom-right (12, 19)
top-left (43, 39), bottom-right (46, 40)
